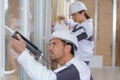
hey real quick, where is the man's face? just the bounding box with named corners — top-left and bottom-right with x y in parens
top-left (48, 38), bottom-right (65, 62)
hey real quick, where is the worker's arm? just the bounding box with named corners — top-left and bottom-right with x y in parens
top-left (57, 15), bottom-right (77, 27)
top-left (17, 50), bottom-right (56, 80)
top-left (51, 19), bottom-right (77, 31)
top-left (11, 34), bottom-right (56, 80)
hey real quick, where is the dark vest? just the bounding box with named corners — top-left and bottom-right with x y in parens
top-left (56, 64), bottom-right (80, 80)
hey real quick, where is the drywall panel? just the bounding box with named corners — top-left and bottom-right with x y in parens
top-left (116, 0), bottom-right (120, 66)
top-left (82, 0), bottom-right (113, 66)
top-left (96, 0), bottom-right (113, 66)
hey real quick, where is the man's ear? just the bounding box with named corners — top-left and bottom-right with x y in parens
top-left (65, 45), bottom-right (71, 52)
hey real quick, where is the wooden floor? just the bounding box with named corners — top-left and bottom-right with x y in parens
top-left (91, 68), bottom-right (120, 80)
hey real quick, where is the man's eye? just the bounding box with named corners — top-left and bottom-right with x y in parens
top-left (49, 42), bottom-right (56, 47)
top-left (52, 43), bottom-right (56, 46)
top-left (71, 13), bottom-right (75, 16)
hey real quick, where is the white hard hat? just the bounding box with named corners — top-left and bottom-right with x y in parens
top-left (69, 1), bottom-right (87, 15)
top-left (49, 30), bottom-right (78, 50)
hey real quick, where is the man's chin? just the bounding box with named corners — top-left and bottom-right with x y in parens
top-left (50, 58), bottom-right (56, 62)
top-left (50, 59), bottom-right (57, 62)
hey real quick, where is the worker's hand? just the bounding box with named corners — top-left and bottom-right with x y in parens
top-left (51, 20), bottom-right (57, 28)
top-left (57, 15), bottom-right (67, 22)
top-left (11, 34), bottom-right (26, 54)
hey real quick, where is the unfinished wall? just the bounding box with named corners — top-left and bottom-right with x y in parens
top-left (81, 0), bottom-right (113, 66)
top-left (97, 0), bottom-right (113, 66)
top-left (116, 0), bottom-right (120, 66)
top-left (51, 0), bottom-right (57, 20)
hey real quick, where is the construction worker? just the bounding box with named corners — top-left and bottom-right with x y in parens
top-left (11, 30), bottom-right (91, 80)
top-left (51, 1), bottom-right (94, 65)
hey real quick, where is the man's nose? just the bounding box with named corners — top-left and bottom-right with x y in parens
top-left (48, 46), bottom-right (52, 51)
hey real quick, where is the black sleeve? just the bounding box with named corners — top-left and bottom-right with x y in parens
top-left (77, 32), bottom-right (88, 41)
top-left (72, 24), bottom-right (88, 41)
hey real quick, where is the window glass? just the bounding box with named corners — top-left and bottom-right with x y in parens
top-left (5, 0), bottom-right (34, 80)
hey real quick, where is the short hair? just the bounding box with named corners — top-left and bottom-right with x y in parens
top-left (61, 40), bottom-right (76, 56)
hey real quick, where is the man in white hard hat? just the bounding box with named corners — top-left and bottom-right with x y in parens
top-left (11, 29), bottom-right (91, 80)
